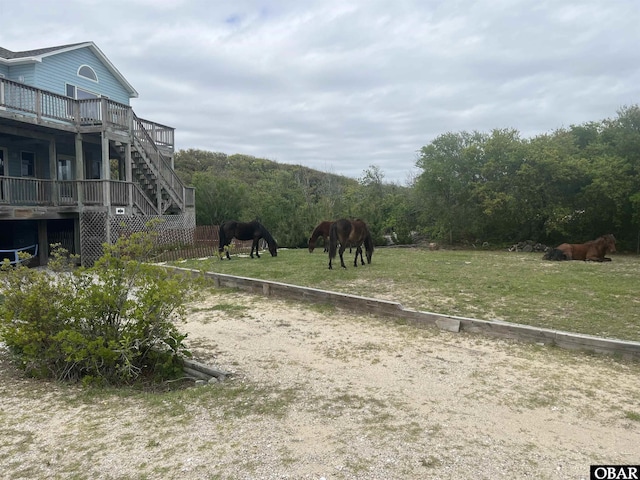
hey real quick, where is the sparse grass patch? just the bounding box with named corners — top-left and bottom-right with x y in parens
top-left (192, 382), bottom-right (299, 419)
top-left (304, 302), bottom-right (338, 315)
top-left (624, 411), bottom-right (640, 422)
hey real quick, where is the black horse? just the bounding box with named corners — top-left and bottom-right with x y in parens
top-left (218, 220), bottom-right (278, 260)
top-left (328, 218), bottom-right (374, 269)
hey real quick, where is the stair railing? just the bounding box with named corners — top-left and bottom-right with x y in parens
top-left (131, 113), bottom-right (186, 212)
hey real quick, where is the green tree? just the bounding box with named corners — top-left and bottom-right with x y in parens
top-left (598, 105), bottom-right (640, 246)
top-left (174, 149), bottom-right (230, 185)
top-left (248, 171), bottom-right (313, 247)
top-left (414, 131), bottom-right (485, 243)
top-left (473, 129), bottom-right (526, 241)
top-left (354, 165), bottom-right (386, 240)
top-left (192, 172), bottom-right (248, 225)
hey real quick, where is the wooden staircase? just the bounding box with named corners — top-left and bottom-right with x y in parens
top-left (117, 114), bottom-right (189, 215)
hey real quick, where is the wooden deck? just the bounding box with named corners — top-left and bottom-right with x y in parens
top-left (0, 77), bottom-right (196, 217)
top-left (0, 77), bottom-right (174, 148)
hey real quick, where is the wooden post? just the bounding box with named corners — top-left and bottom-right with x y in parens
top-left (75, 134), bottom-right (84, 206)
top-left (49, 138), bottom-right (58, 206)
top-left (37, 220), bottom-right (47, 265)
top-left (125, 142), bottom-right (133, 210)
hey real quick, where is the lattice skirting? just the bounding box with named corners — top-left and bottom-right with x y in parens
top-left (80, 212), bottom-right (196, 265)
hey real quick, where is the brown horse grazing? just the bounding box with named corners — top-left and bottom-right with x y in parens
top-left (543, 234), bottom-right (616, 262)
top-left (328, 219), bottom-right (374, 269)
top-left (308, 221), bottom-right (333, 252)
top-left (218, 220), bottom-right (278, 260)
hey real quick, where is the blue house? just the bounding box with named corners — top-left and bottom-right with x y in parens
top-left (0, 42), bottom-right (195, 265)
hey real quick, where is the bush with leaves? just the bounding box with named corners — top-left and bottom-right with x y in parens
top-left (0, 230), bottom-right (198, 386)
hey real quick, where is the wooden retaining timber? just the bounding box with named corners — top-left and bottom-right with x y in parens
top-left (170, 266), bottom-right (640, 360)
top-left (182, 358), bottom-right (230, 382)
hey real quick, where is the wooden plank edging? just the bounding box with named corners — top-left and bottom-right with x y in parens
top-left (169, 266), bottom-right (640, 360)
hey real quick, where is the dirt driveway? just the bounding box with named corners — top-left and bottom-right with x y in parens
top-left (1, 290), bottom-right (639, 479)
top-left (182, 291), bottom-right (640, 479)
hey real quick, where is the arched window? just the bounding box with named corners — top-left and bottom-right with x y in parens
top-left (78, 65), bottom-right (98, 82)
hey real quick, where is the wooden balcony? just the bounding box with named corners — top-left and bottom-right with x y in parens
top-left (0, 176), bottom-right (165, 215)
top-left (0, 77), bottom-right (174, 150)
top-left (1, 78), bottom-right (195, 215)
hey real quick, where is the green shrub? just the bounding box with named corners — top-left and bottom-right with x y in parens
top-left (0, 232), bottom-right (197, 385)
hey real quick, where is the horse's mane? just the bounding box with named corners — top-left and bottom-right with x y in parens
top-left (586, 234), bottom-right (615, 250)
top-left (310, 224), bottom-right (323, 240)
top-left (598, 233), bottom-right (615, 243)
top-left (258, 222), bottom-right (277, 247)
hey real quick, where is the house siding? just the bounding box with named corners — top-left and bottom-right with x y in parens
top-left (7, 63), bottom-right (34, 84)
top-left (3, 142), bottom-right (50, 179)
top-left (34, 47), bottom-right (131, 105)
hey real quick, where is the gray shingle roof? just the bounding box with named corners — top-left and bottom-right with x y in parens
top-left (0, 43), bottom-right (88, 60)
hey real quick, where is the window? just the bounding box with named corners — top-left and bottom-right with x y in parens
top-left (85, 151), bottom-right (101, 179)
top-left (58, 156), bottom-right (75, 199)
top-left (21, 152), bottom-right (35, 177)
top-left (57, 156), bottom-right (73, 181)
top-left (66, 84), bottom-right (99, 100)
top-left (66, 84), bottom-right (101, 119)
top-left (78, 65), bottom-right (98, 82)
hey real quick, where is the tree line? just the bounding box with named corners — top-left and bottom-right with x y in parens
top-left (175, 105), bottom-right (640, 252)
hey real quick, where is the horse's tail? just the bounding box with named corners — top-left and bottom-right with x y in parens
top-left (542, 248), bottom-right (566, 261)
top-left (365, 232), bottom-right (374, 257)
top-left (329, 221), bottom-right (339, 261)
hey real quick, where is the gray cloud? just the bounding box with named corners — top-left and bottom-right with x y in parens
top-left (2, 0), bottom-right (639, 183)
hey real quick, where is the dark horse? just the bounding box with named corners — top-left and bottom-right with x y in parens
top-left (308, 221), bottom-right (333, 253)
top-left (542, 234), bottom-right (616, 262)
top-left (218, 220), bottom-right (278, 260)
top-left (328, 219), bottom-right (374, 269)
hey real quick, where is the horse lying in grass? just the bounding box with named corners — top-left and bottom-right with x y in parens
top-left (543, 234), bottom-right (616, 262)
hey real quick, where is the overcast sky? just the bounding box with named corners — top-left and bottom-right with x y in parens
top-left (2, 1), bottom-right (639, 183)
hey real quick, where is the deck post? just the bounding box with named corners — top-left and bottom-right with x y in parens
top-left (74, 134), bottom-right (84, 206)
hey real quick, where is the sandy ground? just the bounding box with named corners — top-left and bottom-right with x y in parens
top-left (1, 289), bottom-right (639, 479)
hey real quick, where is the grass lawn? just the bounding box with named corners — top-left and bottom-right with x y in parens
top-left (171, 247), bottom-right (640, 342)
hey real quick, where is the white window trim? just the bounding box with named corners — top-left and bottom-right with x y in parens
top-left (65, 83), bottom-right (100, 100)
top-left (77, 64), bottom-right (98, 82)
